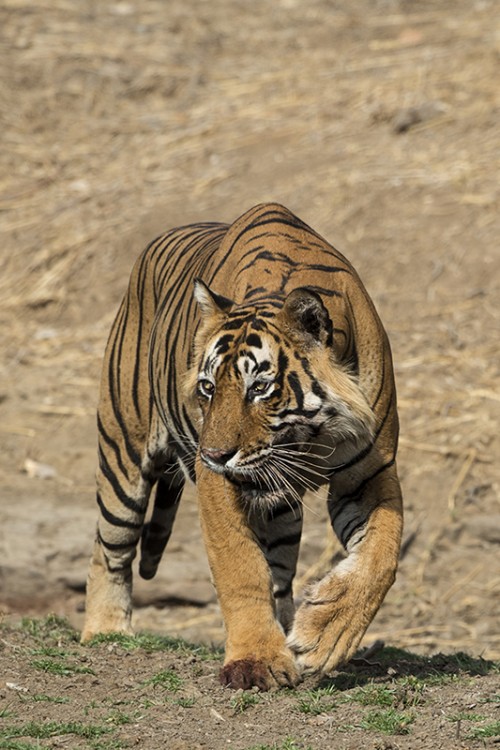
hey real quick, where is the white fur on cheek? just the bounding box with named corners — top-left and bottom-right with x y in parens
top-left (304, 391), bottom-right (322, 410)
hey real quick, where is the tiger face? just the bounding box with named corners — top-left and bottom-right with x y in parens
top-left (190, 280), bottom-right (376, 504)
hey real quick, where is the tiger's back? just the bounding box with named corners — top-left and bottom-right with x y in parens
top-left (83, 203), bottom-right (402, 691)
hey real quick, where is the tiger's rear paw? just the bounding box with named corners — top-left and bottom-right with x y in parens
top-left (220, 653), bottom-right (300, 691)
top-left (80, 606), bottom-right (133, 644)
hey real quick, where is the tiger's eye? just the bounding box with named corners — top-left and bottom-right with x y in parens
top-left (249, 380), bottom-right (272, 397)
top-left (253, 381), bottom-right (267, 392)
top-left (198, 379), bottom-right (215, 397)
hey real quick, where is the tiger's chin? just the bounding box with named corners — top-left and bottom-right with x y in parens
top-left (239, 481), bottom-right (287, 508)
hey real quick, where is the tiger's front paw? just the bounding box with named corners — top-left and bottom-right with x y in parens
top-left (287, 581), bottom-right (368, 675)
top-left (220, 648), bottom-right (300, 691)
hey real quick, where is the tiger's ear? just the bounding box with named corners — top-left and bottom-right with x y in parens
top-left (281, 287), bottom-right (333, 347)
top-left (193, 278), bottom-right (234, 318)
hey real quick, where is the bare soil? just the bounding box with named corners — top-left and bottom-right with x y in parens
top-left (0, 0), bottom-right (499, 748)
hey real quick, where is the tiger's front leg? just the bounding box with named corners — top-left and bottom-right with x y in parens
top-left (196, 459), bottom-right (300, 690)
top-left (288, 465), bottom-right (403, 675)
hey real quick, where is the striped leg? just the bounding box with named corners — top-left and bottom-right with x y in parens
top-left (81, 458), bottom-right (151, 642)
top-left (197, 460), bottom-right (300, 690)
top-left (287, 463), bottom-right (403, 674)
top-left (251, 501), bottom-right (303, 634)
top-left (139, 472), bottom-right (184, 580)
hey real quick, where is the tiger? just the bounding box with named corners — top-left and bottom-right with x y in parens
top-left (81, 202), bottom-right (403, 691)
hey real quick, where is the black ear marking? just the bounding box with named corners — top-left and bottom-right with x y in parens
top-left (193, 278), bottom-right (235, 316)
top-left (282, 287), bottom-right (333, 346)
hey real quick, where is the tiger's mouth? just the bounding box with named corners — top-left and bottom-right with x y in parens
top-left (238, 478), bottom-right (286, 503)
top-left (218, 461), bottom-right (282, 499)
top-left (239, 477), bottom-right (275, 494)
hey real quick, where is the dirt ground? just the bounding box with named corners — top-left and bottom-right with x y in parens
top-left (0, 0), bottom-right (499, 747)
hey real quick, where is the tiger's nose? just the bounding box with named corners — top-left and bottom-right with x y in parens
top-left (200, 447), bottom-right (237, 466)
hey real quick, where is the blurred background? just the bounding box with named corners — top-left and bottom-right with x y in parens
top-left (1, 0), bottom-right (499, 660)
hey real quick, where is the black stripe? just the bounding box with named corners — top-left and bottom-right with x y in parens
top-left (97, 414), bottom-right (131, 483)
top-left (181, 405), bottom-right (198, 445)
top-left (267, 531), bottom-right (302, 553)
top-left (266, 560), bottom-right (291, 572)
top-left (335, 391), bottom-right (395, 474)
top-left (97, 493), bottom-right (143, 529)
top-left (274, 582), bottom-right (293, 598)
top-left (342, 458), bottom-right (395, 503)
top-left (131, 251), bottom-right (150, 417)
top-left (329, 458), bottom-right (396, 525)
top-left (105, 316), bottom-right (142, 469)
top-left (98, 447), bottom-right (145, 515)
top-left (154, 476), bottom-right (184, 508)
top-left (244, 287), bottom-right (268, 299)
top-left (287, 371), bottom-right (303, 408)
top-left (236, 248), bottom-right (298, 277)
top-left (98, 530), bottom-right (138, 551)
top-left (148, 521), bottom-right (170, 535)
top-left (298, 285), bottom-right (343, 299)
top-left (268, 502), bottom-right (301, 520)
top-left (210, 211), bottom-right (310, 279)
top-left (340, 518), bottom-right (367, 548)
top-left (215, 334), bottom-right (234, 353)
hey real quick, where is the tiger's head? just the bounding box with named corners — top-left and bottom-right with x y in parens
top-left (188, 280), bottom-right (375, 503)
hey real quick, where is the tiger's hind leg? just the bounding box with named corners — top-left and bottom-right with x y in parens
top-left (81, 463), bottom-right (152, 643)
top-left (139, 470), bottom-right (184, 580)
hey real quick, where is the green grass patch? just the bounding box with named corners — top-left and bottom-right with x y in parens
top-left (19, 614), bottom-right (78, 642)
top-left (392, 675), bottom-right (427, 706)
top-left (31, 656), bottom-right (95, 676)
top-left (433, 652), bottom-right (499, 676)
top-left (143, 668), bottom-right (183, 692)
top-left (175, 696), bottom-right (196, 708)
top-left (89, 740), bottom-right (127, 750)
top-left (31, 693), bottom-right (70, 704)
top-left (0, 706), bottom-right (15, 719)
top-left (360, 708), bottom-right (415, 735)
top-left (316, 646), bottom-right (499, 706)
top-left (29, 638), bottom-right (95, 676)
top-left (480, 692), bottom-right (500, 704)
top-left (246, 740), bottom-right (314, 750)
top-left (29, 645), bottom-right (70, 657)
top-left (447, 711), bottom-right (486, 723)
top-left (344, 677), bottom-right (426, 709)
top-left (86, 631), bottom-right (221, 660)
top-left (467, 720), bottom-right (500, 739)
top-left (104, 709), bottom-right (136, 726)
top-left (0, 720), bottom-right (112, 741)
top-left (350, 645), bottom-right (498, 680)
top-left (345, 684), bottom-right (396, 707)
top-left (296, 684), bottom-right (337, 715)
top-left (230, 691), bottom-right (261, 713)
top-left (9, 617), bottom-right (221, 664)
